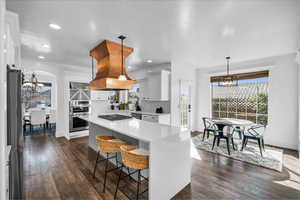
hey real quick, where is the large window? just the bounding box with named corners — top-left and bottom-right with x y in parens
top-left (23, 82), bottom-right (52, 110)
top-left (211, 73), bottom-right (268, 125)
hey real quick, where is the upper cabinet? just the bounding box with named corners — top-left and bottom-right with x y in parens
top-left (90, 90), bottom-right (115, 101)
top-left (140, 70), bottom-right (170, 101)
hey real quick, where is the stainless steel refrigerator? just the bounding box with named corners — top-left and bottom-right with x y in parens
top-left (7, 65), bottom-right (24, 199)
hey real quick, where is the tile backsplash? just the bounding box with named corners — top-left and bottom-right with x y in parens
top-left (90, 99), bottom-right (171, 115)
top-left (140, 100), bottom-right (170, 113)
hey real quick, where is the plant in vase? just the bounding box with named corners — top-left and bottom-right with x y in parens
top-left (119, 103), bottom-right (126, 110)
top-left (128, 100), bottom-right (135, 111)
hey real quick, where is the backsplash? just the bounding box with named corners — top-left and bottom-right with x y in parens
top-left (90, 100), bottom-right (111, 115)
top-left (90, 99), bottom-right (171, 115)
top-left (140, 100), bottom-right (170, 113)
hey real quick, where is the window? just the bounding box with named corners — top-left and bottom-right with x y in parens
top-left (211, 71), bottom-right (268, 125)
top-left (23, 82), bottom-right (52, 110)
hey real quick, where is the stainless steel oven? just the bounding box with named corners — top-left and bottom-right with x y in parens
top-left (69, 100), bottom-right (90, 132)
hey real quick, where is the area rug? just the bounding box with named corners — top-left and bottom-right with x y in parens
top-left (192, 134), bottom-right (283, 172)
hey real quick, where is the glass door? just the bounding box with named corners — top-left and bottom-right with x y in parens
top-left (179, 80), bottom-right (192, 129)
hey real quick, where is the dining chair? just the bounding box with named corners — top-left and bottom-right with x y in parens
top-left (211, 124), bottom-right (235, 155)
top-left (30, 109), bottom-right (47, 134)
top-left (232, 126), bottom-right (243, 139)
top-left (23, 117), bottom-right (31, 134)
top-left (202, 117), bottom-right (218, 141)
top-left (48, 109), bottom-right (56, 129)
top-left (241, 124), bottom-right (266, 157)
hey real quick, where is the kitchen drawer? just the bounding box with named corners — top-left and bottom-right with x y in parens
top-left (131, 113), bottom-right (142, 120)
top-left (142, 114), bottom-right (159, 122)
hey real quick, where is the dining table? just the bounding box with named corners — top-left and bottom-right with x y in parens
top-left (212, 118), bottom-right (255, 139)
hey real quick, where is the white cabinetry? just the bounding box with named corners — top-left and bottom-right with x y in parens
top-left (91, 90), bottom-right (114, 101)
top-left (140, 70), bottom-right (170, 101)
top-left (139, 78), bottom-right (148, 99)
top-left (141, 114), bottom-right (170, 125)
top-left (142, 114), bottom-right (159, 123)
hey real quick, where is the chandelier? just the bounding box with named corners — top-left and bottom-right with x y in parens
top-left (218, 56), bottom-right (238, 87)
top-left (22, 72), bottom-right (41, 109)
top-left (22, 72), bottom-right (39, 91)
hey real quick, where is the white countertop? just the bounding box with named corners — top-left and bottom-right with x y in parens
top-left (105, 109), bottom-right (170, 116)
top-left (130, 111), bottom-right (170, 116)
top-left (80, 114), bottom-right (189, 142)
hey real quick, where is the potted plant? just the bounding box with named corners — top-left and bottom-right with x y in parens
top-left (128, 100), bottom-right (135, 111)
top-left (119, 103), bottom-right (126, 110)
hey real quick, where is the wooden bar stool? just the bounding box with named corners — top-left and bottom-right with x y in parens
top-left (114, 144), bottom-right (149, 200)
top-left (93, 135), bottom-right (126, 192)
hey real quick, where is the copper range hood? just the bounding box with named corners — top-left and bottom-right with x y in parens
top-left (89, 36), bottom-right (137, 90)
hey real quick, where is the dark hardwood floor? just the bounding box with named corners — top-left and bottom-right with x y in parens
top-left (24, 132), bottom-right (300, 200)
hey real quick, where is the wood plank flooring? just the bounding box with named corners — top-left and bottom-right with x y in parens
top-left (24, 132), bottom-right (300, 200)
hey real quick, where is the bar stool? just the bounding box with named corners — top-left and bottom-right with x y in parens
top-left (92, 135), bottom-right (126, 192)
top-left (114, 144), bottom-right (149, 200)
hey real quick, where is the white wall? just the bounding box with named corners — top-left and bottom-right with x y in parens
top-left (196, 53), bottom-right (299, 150)
top-left (195, 72), bottom-right (211, 131)
top-left (267, 54), bottom-right (298, 150)
top-left (0, 0), bottom-right (6, 199)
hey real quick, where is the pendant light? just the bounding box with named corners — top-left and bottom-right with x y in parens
top-left (218, 56), bottom-right (238, 87)
top-left (118, 35), bottom-right (127, 81)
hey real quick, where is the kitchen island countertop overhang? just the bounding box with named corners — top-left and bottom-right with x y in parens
top-left (80, 114), bottom-right (191, 200)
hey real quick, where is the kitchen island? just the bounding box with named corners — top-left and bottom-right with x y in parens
top-left (81, 114), bottom-right (191, 200)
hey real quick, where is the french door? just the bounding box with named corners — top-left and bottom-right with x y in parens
top-left (179, 80), bottom-right (192, 129)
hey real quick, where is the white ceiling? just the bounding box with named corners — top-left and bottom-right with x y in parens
top-left (7, 0), bottom-right (300, 70)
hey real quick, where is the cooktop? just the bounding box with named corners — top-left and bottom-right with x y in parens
top-left (98, 114), bottom-right (132, 121)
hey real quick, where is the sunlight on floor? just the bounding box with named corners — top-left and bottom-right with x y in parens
top-left (191, 142), bottom-right (201, 160)
top-left (274, 154), bottom-right (300, 192)
top-left (274, 179), bottom-right (300, 191)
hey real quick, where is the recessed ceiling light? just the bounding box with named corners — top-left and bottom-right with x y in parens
top-left (127, 66), bottom-right (132, 69)
top-left (3, 34), bottom-right (6, 40)
top-left (146, 60), bottom-right (152, 63)
top-left (49, 23), bottom-right (62, 30)
top-left (42, 44), bottom-right (50, 48)
top-left (3, 49), bottom-right (7, 53)
top-left (38, 56), bottom-right (45, 59)
top-left (148, 70), bottom-right (152, 73)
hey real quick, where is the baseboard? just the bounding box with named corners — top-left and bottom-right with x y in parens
top-left (69, 130), bottom-right (89, 139)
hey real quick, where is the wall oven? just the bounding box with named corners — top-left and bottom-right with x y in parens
top-left (69, 100), bottom-right (90, 132)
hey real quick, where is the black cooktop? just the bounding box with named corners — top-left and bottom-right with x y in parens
top-left (98, 114), bottom-right (132, 121)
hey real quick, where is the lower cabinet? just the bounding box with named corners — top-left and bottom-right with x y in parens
top-left (142, 114), bottom-right (158, 123)
top-left (141, 114), bottom-right (170, 125)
